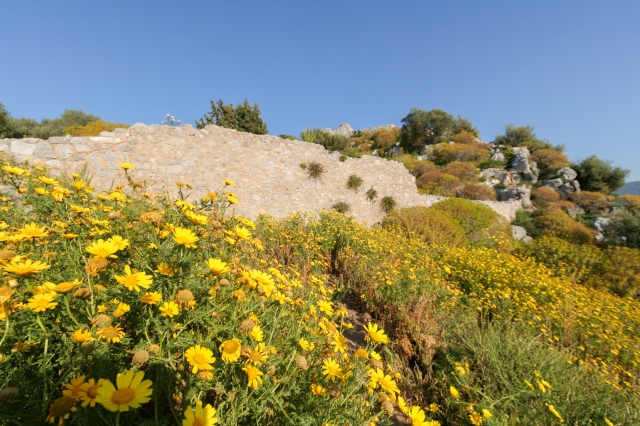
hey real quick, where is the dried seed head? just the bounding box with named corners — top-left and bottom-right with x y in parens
top-left (369, 358), bottom-right (384, 370)
top-left (73, 288), bottom-right (91, 299)
top-left (140, 212), bottom-right (163, 223)
top-left (0, 386), bottom-right (19, 403)
top-left (295, 355), bottom-right (309, 370)
top-left (8, 280), bottom-right (18, 288)
top-left (239, 319), bottom-right (256, 334)
top-left (266, 365), bottom-right (276, 376)
top-left (211, 220), bottom-right (222, 229)
top-left (148, 344), bottom-right (161, 353)
top-left (218, 279), bottom-right (230, 287)
top-left (284, 290), bottom-right (294, 298)
top-left (382, 400), bottom-right (394, 416)
top-left (91, 314), bottom-right (112, 329)
top-left (85, 256), bottom-right (108, 276)
top-left (241, 345), bottom-right (252, 356)
top-left (132, 350), bottom-right (150, 367)
top-left (0, 250), bottom-right (16, 261)
top-left (175, 290), bottom-right (195, 309)
top-left (328, 385), bottom-right (342, 398)
top-left (108, 211), bottom-right (123, 220)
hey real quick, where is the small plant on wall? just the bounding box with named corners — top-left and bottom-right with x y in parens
top-left (306, 161), bottom-right (325, 180)
top-left (300, 163), bottom-right (307, 170)
top-left (380, 196), bottom-right (396, 213)
top-left (332, 202), bottom-right (350, 213)
top-left (346, 174), bottom-right (363, 192)
top-left (366, 187), bottom-right (378, 203)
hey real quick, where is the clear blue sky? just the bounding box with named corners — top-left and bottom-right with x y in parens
top-left (2, 1), bottom-right (639, 180)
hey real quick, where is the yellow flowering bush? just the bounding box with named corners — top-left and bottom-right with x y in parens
top-left (0, 159), bottom-right (413, 425)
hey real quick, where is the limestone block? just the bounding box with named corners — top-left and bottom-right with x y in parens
top-left (99, 132), bottom-right (115, 137)
top-left (49, 137), bottom-right (68, 144)
top-left (11, 140), bottom-right (36, 156)
top-left (90, 137), bottom-right (117, 143)
top-left (34, 150), bottom-right (57, 159)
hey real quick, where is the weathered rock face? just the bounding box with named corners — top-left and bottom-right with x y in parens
top-left (592, 217), bottom-right (611, 241)
top-left (541, 167), bottom-right (581, 200)
top-left (508, 147), bottom-right (539, 183)
top-left (0, 124), bottom-right (524, 224)
top-left (558, 167), bottom-right (577, 182)
top-left (321, 123), bottom-right (354, 138)
top-left (511, 225), bottom-right (532, 243)
top-left (496, 187), bottom-right (532, 209)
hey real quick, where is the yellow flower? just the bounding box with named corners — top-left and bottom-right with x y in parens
top-left (72, 329), bottom-right (95, 343)
top-left (225, 178), bottom-right (235, 186)
top-left (155, 262), bottom-right (175, 276)
top-left (2, 165), bottom-right (27, 175)
top-left (46, 396), bottom-right (78, 425)
top-left (3, 258), bottom-right (51, 276)
top-left (204, 258), bottom-right (230, 276)
top-left (141, 291), bottom-right (163, 305)
top-left (299, 338), bottom-right (315, 352)
top-left (18, 222), bottom-right (48, 239)
top-left (469, 412), bottom-right (483, 426)
top-left (449, 386), bottom-right (460, 399)
top-left (397, 396), bottom-right (410, 415)
top-left (54, 279), bottom-right (82, 294)
top-left (34, 187), bottom-right (48, 195)
top-left (367, 368), bottom-right (400, 396)
top-left (317, 300), bottom-right (334, 316)
top-left (185, 345), bottom-right (216, 374)
top-left (547, 404), bottom-right (564, 423)
top-left (322, 358), bottom-right (342, 381)
top-left (0, 286), bottom-right (12, 303)
top-left (363, 322), bottom-right (389, 345)
top-left (244, 344), bottom-right (268, 365)
top-left (227, 194), bottom-right (239, 204)
top-left (219, 338), bottom-right (242, 363)
top-left (185, 211), bottom-right (208, 225)
top-left (311, 384), bottom-right (326, 396)
top-left (172, 227), bottom-right (199, 248)
top-left (27, 293), bottom-right (58, 312)
top-left (250, 270), bottom-right (276, 296)
top-left (98, 325), bottom-right (125, 343)
top-left (408, 405), bottom-right (433, 426)
top-left (182, 401), bottom-right (219, 426)
top-left (62, 376), bottom-right (86, 400)
top-left (605, 418), bottom-right (614, 426)
top-left (482, 409), bottom-right (492, 419)
top-left (234, 225), bottom-right (251, 240)
top-left (108, 235), bottom-right (129, 251)
top-left (79, 378), bottom-right (103, 408)
top-left (250, 325), bottom-right (264, 342)
top-left (113, 302), bottom-right (131, 318)
top-left (331, 333), bottom-right (348, 353)
top-left (242, 365), bottom-right (263, 389)
top-left (86, 239), bottom-right (120, 258)
top-left (96, 369), bottom-right (153, 412)
top-left (115, 265), bottom-right (153, 292)
top-left (74, 180), bottom-right (88, 191)
top-left (38, 176), bottom-right (58, 185)
top-left (159, 301), bottom-right (180, 318)
top-left (119, 163), bottom-right (135, 170)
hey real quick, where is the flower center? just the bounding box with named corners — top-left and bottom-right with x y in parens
top-left (87, 385), bottom-right (99, 398)
top-left (193, 419), bottom-right (205, 426)
top-left (111, 388), bottom-right (136, 405)
top-left (36, 299), bottom-right (49, 308)
top-left (124, 276), bottom-right (138, 286)
top-left (192, 354), bottom-right (206, 365)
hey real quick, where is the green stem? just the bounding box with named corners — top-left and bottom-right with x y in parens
top-left (0, 303), bottom-right (9, 348)
top-left (64, 296), bottom-right (81, 328)
top-left (154, 368), bottom-right (159, 426)
top-left (35, 315), bottom-right (47, 333)
top-left (115, 411), bottom-right (120, 426)
top-left (43, 338), bottom-right (49, 401)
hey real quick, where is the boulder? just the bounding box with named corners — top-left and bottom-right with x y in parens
top-left (512, 225), bottom-right (527, 241)
top-left (509, 147), bottom-right (532, 172)
top-left (557, 183), bottom-right (575, 200)
top-left (592, 217), bottom-right (611, 241)
top-left (572, 180), bottom-right (581, 192)
top-left (558, 167), bottom-right (577, 182)
top-left (496, 187), bottom-right (532, 209)
top-left (490, 152), bottom-right (506, 162)
top-left (542, 178), bottom-right (563, 190)
top-left (565, 204), bottom-right (585, 219)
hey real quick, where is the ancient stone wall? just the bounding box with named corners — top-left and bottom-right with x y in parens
top-left (0, 124), bottom-right (521, 225)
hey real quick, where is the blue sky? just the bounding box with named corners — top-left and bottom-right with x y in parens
top-left (1, 1), bottom-right (639, 180)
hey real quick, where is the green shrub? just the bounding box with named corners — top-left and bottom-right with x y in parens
top-left (605, 209), bottom-right (640, 249)
top-left (458, 183), bottom-right (497, 201)
top-left (401, 156), bottom-right (439, 178)
top-left (346, 174), bottom-right (363, 192)
top-left (514, 209), bottom-right (540, 238)
top-left (63, 119), bottom-right (129, 136)
top-left (331, 201), bottom-right (350, 213)
top-left (449, 130), bottom-right (477, 144)
top-left (380, 196), bottom-right (396, 213)
top-left (300, 128), bottom-right (349, 152)
top-left (278, 134), bottom-right (298, 140)
top-left (478, 159), bottom-right (504, 169)
top-left (416, 172), bottom-right (461, 197)
top-left (442, 161), bottom-right (479, 181)
top-left (299, 163), bottom-right (307, 170)
top-left (532, 187), bottom-right (560, 208)
top-left (535, 209), bottom-right (595, 244)
top-left (572, 155), bottom-right (630, 194)
top-left (365, 187), bottom-right (378, 203)
top-left (435, 143), bottom-right (490, 164)
top-left (530, 149), bottom-right (570, 180)
top-left (306, 161), bottom-right (324, 180)
top-left (339, 155), bottom-right (347, 162)
top-left (382, 207), bottom-right (469, 247)
top-left (570, 191), bottom-right (610, 214)
top-left (373, 130), bottom-right (397, 151)
top-left (432, 198), bottom-right (513, 250)
top-left (195, 98), bottom-right (268, 134)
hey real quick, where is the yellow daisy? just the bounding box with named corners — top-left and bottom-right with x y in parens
top-left (242, 365), bottom-right (264, 390)
top-left (159, 301), bottom-right (180, 318)
top-left (322, 358), bottom-right (342, 381)
top-left (204, 258), bottom-right (230, 276)
top-left (172, 227), bottom-right (199, 248)
top-left (18, 222), bottom-right (48, 239)
top-left (114, 265), bottom-right (153, 292)
top-left (27, 293), bottom-right (58, 312)
top-left (62, 376), bottom-right (86, 400)
top-left (219, 338), bottom-right (242, 363)
top-left (86, 239), bottom-right (120, 259)
top-left (72, 329), bottom-right (95, 343)
top-left (185, 345), bottom-right (216, 374)
top-left (182, 401), bottom-right (219, 426)
top-left (3, 258), bottom-right (51, 276)
top-left (79, 378), bottom-right (103, 407)
top-left (250, 325), bottom-right (264, 342)
top-left (363, 322), bottom-right (389, 345)
top-left (96, 369), bottom-right (153, 412)
top-left (141, 291), bottom-right (163, 305)
top-left (97, 325), bottom-right (125, 343)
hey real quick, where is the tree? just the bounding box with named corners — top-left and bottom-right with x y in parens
top-left (494, 124), bottom-right (539, 147)
top-left (572, 155), bottom-right (630, 194)
top-left (0, 102), bottom-right (12, 138)
top-left (399, 108), bottom-right (454, 152)
top-left (452, 115), bottom-right (480, 139)
top-left (195, 99), bottom-right (267, 135)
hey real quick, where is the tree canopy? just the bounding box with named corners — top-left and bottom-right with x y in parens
top-left (572, 155), bottom-right (630, 194)
top-left (195, 99), bottom-right (268, 135)
top-left (0, 103), bottom-right (100, 139)
top-left (399, 108), bottom-right (479, 152)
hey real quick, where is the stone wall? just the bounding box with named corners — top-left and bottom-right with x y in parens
top-left (0, 124), bottom-right (522, 225)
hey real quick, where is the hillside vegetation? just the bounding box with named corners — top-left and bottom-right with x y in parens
top-left (0, 157), bottom-right (636, 425)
